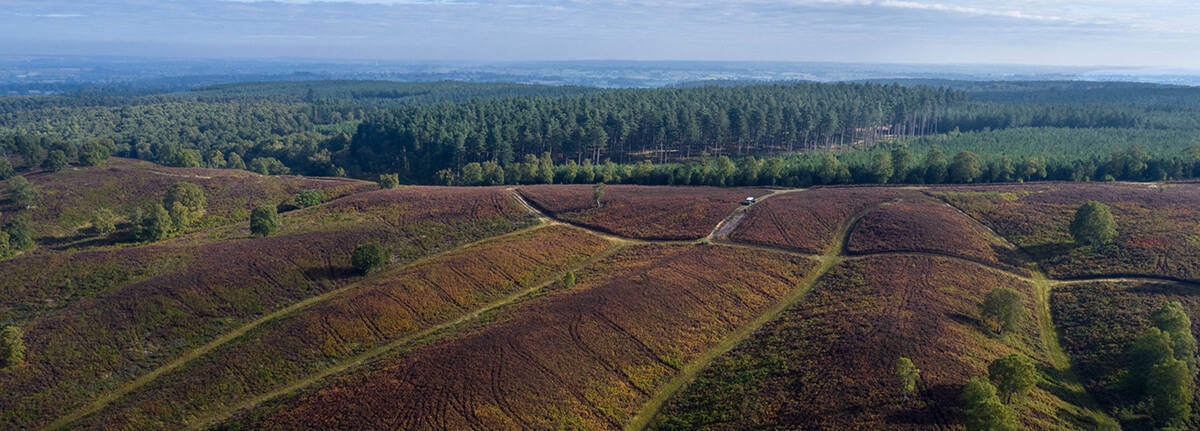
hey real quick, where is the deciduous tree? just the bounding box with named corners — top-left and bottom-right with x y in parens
top-left (352, 242), bottom-right (387, 274)
top-left (988, 353), bottom-right (1038, 403)
top-left (896, 357), bottom-right (919, 401)
top-left (250, 205), bottom-right (280, 237)
top-left (981, 287), bottom-right (1025, 334)
top-left (1070, 200), bottom-right (1117, 247)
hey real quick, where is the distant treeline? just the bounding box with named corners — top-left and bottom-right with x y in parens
top-left (2, 79), bottom-right (1200, 187)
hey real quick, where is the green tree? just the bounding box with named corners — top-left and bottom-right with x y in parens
top-left (949, 151), bottom-right (983, 183)
top-left (460, 162), bottom-right (484, 186)
top-left (1147, 358), bottom-right (1194, 427)
top-left (134, 204), bottom-right (173, 242)
top-left (8, 175), bottom-right (38, 207)
top-left (2, 215), bottom-right (34, 251)
top-left (897, 357), bottom-right (920, 401)
top-left (294, 189), bottom-right (325, 207)
top-left (1151, 301), bottom-right (1199, 375)
top-left (205, 150), bottom-right (226, 168)
top-left (981, 287), bottom-right (1025, 334)
top-left (578, 159), bottom-right (595, 183)
top-left (352, 242), bottom-right (387, 274)
top-left (378, 173), bottom-right (400, 189)
top-left (593, 182), bottom-right (607, 208)
top-left (250, 205), bottom-right (280, 237)
top-left (0, 230), bottom-right (11, 258)
top-left (42, 149), bottom-right (69, 172)
top-left (923, 146), bottom-right (948, 184)
top-left (891, 146), bottom-right (912, 183)
top-left (988, 353), bottom-right (1039, 403)
top-left (1129, 327), bottom-right (1175, 396)
top-left (227, 152), bottom-right (247, 170)
top-left (163, 182), bottom-right (207, 229)
top-left (1070, 200), bottom-right (1117, 247)
top-left (0, 158), bottom-right (13, 180)
top-left (79, 143), bottom-right (111, 166)
top-left (817, 153), bottom-right (843, 185)
top-left (90, 208), bottom-right (116, 234)
top-left (1, 325), bottom-right (24, 367)
top-left (961, 377), bottom-right (1018, 431)
top-left (871, 152), bottom-right (894, 184)
top-left (562, 270), bottom-right (576, 289)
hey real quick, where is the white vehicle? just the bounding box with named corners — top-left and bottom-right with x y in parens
top-left (742, 196), bottom-right (756, 205)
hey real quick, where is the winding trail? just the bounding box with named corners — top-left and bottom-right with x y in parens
top-left (183, 238), bottom-right (630, 431)
top-left (42, 216), bottom-right (555, 431)
top-left (47, 186), bottom-right (1183, 430)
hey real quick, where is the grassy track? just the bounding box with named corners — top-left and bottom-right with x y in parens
top-left (185, 237), bottom-right (628, 430)
top-left (42, 220), bottom-right (552, 431)
top-left (626, 190), bottom-right (872, 430)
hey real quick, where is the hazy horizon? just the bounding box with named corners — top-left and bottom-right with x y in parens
top-left (3, 0), bottom-right (1199, 69)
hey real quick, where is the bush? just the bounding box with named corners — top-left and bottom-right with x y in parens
top-left (78, 143), bottom-right (111, 166)
top-left (294, 189), bottom-right (326, 208)
top-left (2, 215), bottom-right (34, 251)
top-left (562, 270), bottom-right (576, 289)
top-left (90, 208), bottom-right (117, 234)
top-left (378, 173), bottom-right (400, 189)
top-left (250, 205), bottom-right (280, 237)
top-left (351, 242), bottom-right (387, 274)
top-left (0, 158), bottom-right (13, 180)
top-left (0, 231), bottom-right (11, 258)
top-left (42, 149), bottom-right (69, 172)
top-left (8, 175), bottom-right (38, 207)
top-left (1, 325), bottom-right (25, 367)
top-left (1070, 200), bottom-right (1117, 247)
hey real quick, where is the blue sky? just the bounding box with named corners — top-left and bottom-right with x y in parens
top-left (2, 0), bottom-right (1199, 67)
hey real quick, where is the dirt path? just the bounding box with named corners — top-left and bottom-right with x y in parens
top-left (48, 186), bottom-right (1162, 430)
top-left (626, 190), bottom-right (877, 431)
top-left (703, 188), bottom-right (804, 242)
top-left (42, 221), bottom-right (555, 431)
top-left (184, 239), bottom-right (630, 430)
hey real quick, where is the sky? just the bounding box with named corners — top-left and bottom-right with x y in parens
top-left (2, 0), bottom-right (1199, 67)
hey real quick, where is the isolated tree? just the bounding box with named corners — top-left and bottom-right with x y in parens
top-left (249, 205), bottom-right (280, 237)
top-left (163, 182), bottom-right (207, 229)
top-left (1070, 200), bottom-right (1117, 247)
top-left (593, 182), bottom-right (607, 208)
top-left (8, 175), bottom-right (37, 207)
top-left (0, 325), bottom-right (24, 367)
top-left (988, 353), bottom-right (1038, 403)
top-left (1151, 301), bottom-right (1199, 375)
top-left (961, 377), bottom-right (1018, 431)
top-left (134, 204), bottom-right (173, 242)
top-left (42, 149), bottom-right (69, 172)
top-left (981, 287), bottom-right (1025, 334)
top-left (378, 173), bottom-right (400, 189)
top-left (949, 151), bottom-right (983, 183)
top-left (871, 152), bottom-right (894, 184)
top-left (896, 357), bottom-right (920, 401)
top-left (0, 158), bottom-right (13, 180)
top-left (1147, 357), bottom-right (1193, 426)
top-left (562, 270), bottom-right (576, 289)
top-left (352, 242), bottom-right (387, 274)
top-left (90, 208), bottom-right (116, 234)
top-left (2, 215), bottom-right (34, 251)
